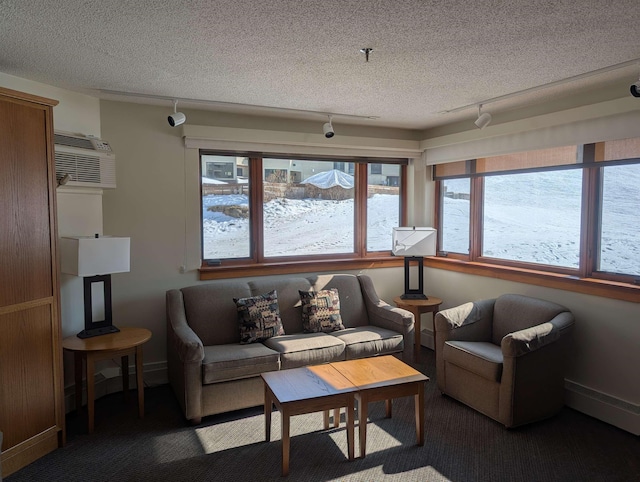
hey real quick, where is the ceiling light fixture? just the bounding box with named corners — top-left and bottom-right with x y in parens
top-left (167, 100), bottom-right (186, 127)
top-left (474, 104), bottom-right (492, 129)
top-left (360, 48), bottom-right (373, 62)
top-left (323, 115), bottom-right (335, 138)
top-left (631, 75), bottom-right (640, 97)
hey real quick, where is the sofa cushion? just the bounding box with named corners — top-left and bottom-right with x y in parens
top-left (263, 332), bottom-right (346, 369)
top-left (444, 341), bottom-right (503, 382)
top-left (202, 343), bottom-right (281, 384)
top-left (181, 281), bottom-right (252, 345)
top-left (234, 290), bottom-right (285, 344)
top-left (299, 288), bottom-right (345, 333)
top-left (331, 326), bottom-right (404, 359)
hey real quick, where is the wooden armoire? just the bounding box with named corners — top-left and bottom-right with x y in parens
top-left (0, 87), bottom-right (65, 477)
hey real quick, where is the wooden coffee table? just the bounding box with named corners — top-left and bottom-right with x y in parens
top-left (262, 364), bottom-right (357, 477)
top-left (262, 356), bottom-right (429, 474)
top-left (331, 355), bottom-right (429, 458)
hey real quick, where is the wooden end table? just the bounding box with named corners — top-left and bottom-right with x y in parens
top-left (262, 364), bottom-right (357, 477)
top-left (62, 326), bottom-right (152, 433)
top-left (393, 296), bottom-right (443, 362)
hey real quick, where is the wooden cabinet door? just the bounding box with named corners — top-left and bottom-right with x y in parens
top-left (0, 87), bottom-right (64, 477)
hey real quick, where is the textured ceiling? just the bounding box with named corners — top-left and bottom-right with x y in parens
top-left (1, 0), bottom-right (639, 130)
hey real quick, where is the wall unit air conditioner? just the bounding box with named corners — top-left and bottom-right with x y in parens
top-left (54, 132), bottom-right (116, 188)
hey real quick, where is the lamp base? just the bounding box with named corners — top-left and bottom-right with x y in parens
top-left (400, 293), bottom-right (428, 300)
top-left (77, 325), bottom-right (120, 339)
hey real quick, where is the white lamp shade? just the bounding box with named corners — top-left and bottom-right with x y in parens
top-left (60, 236), bottom-right (130, 276)
top-left (392, 227), bottom-right (437, 257)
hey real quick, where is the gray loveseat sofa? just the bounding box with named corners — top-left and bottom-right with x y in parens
top-left (167, 273), bottom-right (415, 423)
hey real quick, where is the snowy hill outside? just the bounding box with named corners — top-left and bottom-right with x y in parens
top-left (442, 165), bottom-right (640, 276)
top-left (202, 164), bottom-right (639, 276)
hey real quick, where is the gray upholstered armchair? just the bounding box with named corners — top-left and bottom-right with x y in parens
top-left (435, 294), bottom-right (574, 428)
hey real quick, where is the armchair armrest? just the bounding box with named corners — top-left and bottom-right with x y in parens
top-left (358, 275), bottom-right (415, 360)
top-left (166, 289), bottom-right (204, 364)
top-left (501, 311), bottom-right (574, 357)
top-left (435, 298), bottom-right (496, 342)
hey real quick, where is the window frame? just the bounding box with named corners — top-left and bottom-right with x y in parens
top-left (199, 151), bottom-right (408, 279)
top-left (433, 143), bottom-right (640, 303)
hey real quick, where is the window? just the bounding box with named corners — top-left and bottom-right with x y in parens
top-left (440, 178), bottom-right (470, 255)
top-left (483, 169), bottom-right (582, 268)
top-left (598, 162), bottom-right (640, 277)
top-left (201, 152), bottom-right (407, 269)
top-left (201, 155), bottom-right (250, 260)
top-left (367, 164), bottom-right (401, 251)
top-left (434, 139), bottom-right (640, 295)
top-left (263, 158), bottom-right (355, 257)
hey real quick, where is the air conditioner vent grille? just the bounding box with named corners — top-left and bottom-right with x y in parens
top-left (53, 132), bottom-right (116, 188)
top-left (55, 152), bottom-right (116, 187)
top-left (54, 133), bottom-right (95, 150)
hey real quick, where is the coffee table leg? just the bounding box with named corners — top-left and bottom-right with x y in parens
top-left (415, 382), bottom-right (425, 446)
top-left (346, 397), bottom-right (354, 460)
top-left (358, 395), bottom-right (368, 458)
top-left (264, 384), bottom-right (271, 442)
top-left (334, 407), bottom-right (340, 428)
top-left (385, 399), bottom-right (392, 418)
top-left (323, 410), bottom-right (330, 429)
top-left (282, 408), bottom-right (290, 477)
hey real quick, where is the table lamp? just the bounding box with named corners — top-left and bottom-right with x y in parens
top-left (392, 227), bottom-right (437, 299)
top-left (60, 235), bottom-right (130, 338)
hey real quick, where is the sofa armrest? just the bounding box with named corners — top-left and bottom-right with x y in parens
top-left (166, 289), bottom-right (204, 364)
top-left (501, 311), bottom-right (574, 357)
top-left (358, 274), bottom-right (415, 361)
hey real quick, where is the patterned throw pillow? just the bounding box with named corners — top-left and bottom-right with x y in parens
top-left (299, 288), bottom-right (345, 333)
top-left (234, 290), bottom-right (285, 344)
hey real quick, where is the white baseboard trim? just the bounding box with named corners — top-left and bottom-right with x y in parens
top-left (564, 380), bottom-right (639, 435)
top-left (64, 361), bottom-right (169, 414)
top-left (420, 328), bottom-right (435, 350)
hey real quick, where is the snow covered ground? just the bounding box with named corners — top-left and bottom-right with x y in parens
top-left (202, 193), bottom-right (399, 259)
top-left (442, 165), bottom-right (639, 275)
top-left (202, 165), bottom-right (639, 276)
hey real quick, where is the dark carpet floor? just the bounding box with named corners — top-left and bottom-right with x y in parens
top-left (6, 349), bottom-right (639, 481)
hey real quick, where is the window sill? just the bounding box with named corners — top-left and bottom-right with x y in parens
top-left (199, 256), bottom-right (404, 280)
top-left (425, 257), bottom-right (640, 303)
top-left (198, 254), bottom-right (639, 303)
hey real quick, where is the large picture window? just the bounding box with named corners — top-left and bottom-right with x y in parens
top-left (434, 139), bottom-right (640, 291)
top-left (201, 152), bottom-right (407, 271)
top-left (483, 169), bottom-right (582, 268)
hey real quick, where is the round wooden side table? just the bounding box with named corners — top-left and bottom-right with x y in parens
top-left (62, 326), bottom-right (152, 433)
top-left (393, 296), bottom-right (443, 362)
